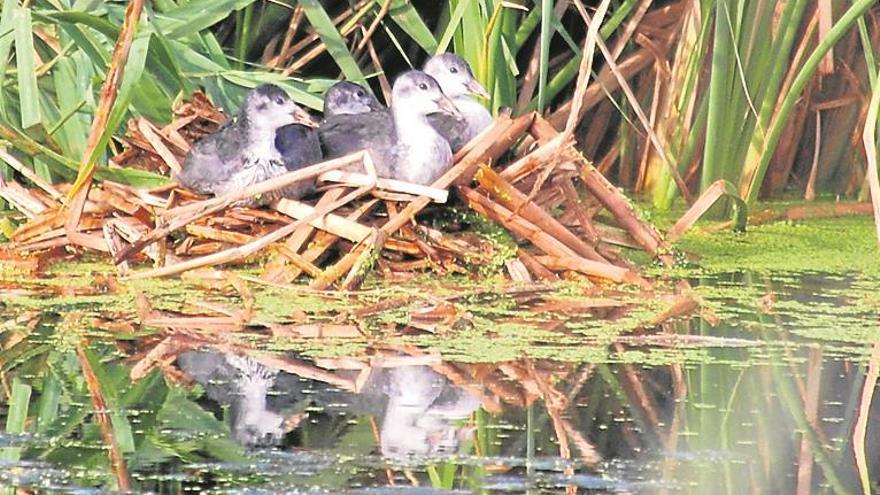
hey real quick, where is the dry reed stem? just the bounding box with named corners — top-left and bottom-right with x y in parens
top-left (0, 150), bottom-right (64, 203)
top-left (563, 0), bottom-right (610, 139)
top-left (319, 170), bottom-right (449, 202)
top-left (137, 118), bottom-right (182, 174)
top-left (117, 152), bottom-right (366, 264)
top-left (578, 157), bottom-right (669, 260)
top-left (127, 185), bottom-right (373, 279)
top-left (76, 341), bottom-right (131, 492)
top-left (555, 175), bottom-right (600, 243)
top-left (65, 0), bottom-right (145, 247)
top-left (667, 179), bottom-right (729, 241)
top-left (272, 197), bottom-right (372, 242)
top-left (475, 165), bottom-right (607, 263)
top-left (853, 342), bottom-right (879, 495)
top-left (263, 187), bottom-right (348, 282)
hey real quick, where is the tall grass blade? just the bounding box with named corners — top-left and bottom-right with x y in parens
top-left (0, 378), bottom-right (31, 463)
top-left (14, 7), bottom-right (40, 129)
top-left (387, 1), bottom-right (438, 53)
top-left (0, 0), bottom-right (18, 119)
top-left (536, 0), bottom-right (552, 112)
top-left (298, 0), bottom-right (365, 82)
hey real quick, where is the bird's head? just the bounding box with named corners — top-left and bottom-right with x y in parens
top-left (423, 53), bottom-right (489, 100)
top-left (392, 71), bottom-right (461, 119)
top-left (244, 84), bottom-right (317, 129)
top-left (323, 81), bottom-right (384, 117)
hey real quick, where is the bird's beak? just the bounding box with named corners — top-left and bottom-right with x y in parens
top-left (292, 107), bottom-right (319, 128)
top-left (369, 100), bottom-right (385, 111)
top-left (436, 95), bottom-right (462, 118)
top-left (465, 79), bottom-right (490, 99)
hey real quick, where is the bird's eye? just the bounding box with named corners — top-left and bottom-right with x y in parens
top-left (449, 66), bottom-right (458, 73)
top-left (418, 83), bottom-right (428, 90)
top-left (275, 97), bottom-right (285, 105)
top-left (357, 90), bottom-right (365, 97)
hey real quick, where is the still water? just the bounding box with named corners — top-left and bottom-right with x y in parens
top-left (1, 270), bottom-right (878, 494)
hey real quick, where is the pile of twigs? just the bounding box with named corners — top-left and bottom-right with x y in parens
top-left (1, 100), bottom-right (673, 290)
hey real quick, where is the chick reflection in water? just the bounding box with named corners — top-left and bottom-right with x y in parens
top-left (176, 350), bottom-right (480, 458)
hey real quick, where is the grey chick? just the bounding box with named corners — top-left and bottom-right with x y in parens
top-left (423, 53), bottom-right (492, 152)
top-left (176, 84), bottom-right (319, 205)
top-left (318, 71), bottom-right (460, 186)
top-left (323, 81), bottom-right (384, 118)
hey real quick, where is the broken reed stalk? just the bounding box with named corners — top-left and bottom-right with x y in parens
top-left (460, 186), bottom-right (633, 282)
top-left (577, 157), bottom-right (669, 261)
top-left (65, 0), bottom-right (146, 249)
top-left (562, 0), bottom-right (611, 140)
top-left (319, 170), bottom-right (449, 202)
top-left (126, 185), bottom-right (373, 279)
top-left (115, 152), bottom-right (366, 264)
top-left (263, 187), bottom-right (349, 282)
top-left (474, 165), bottom-right (608, 263)
top-left (0, 150), bottom-right (65, 203)
top-left (76, 342), bottom-right (131, 492)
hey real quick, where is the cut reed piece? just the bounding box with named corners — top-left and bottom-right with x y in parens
top-left (126, 185), bottom-right (373, 279)
top-left (273, 197), bottom-right (372, 243)
top-left (576, 157), bottom-right (669, 260)
top-left (116, 152), bottom-right (368, 264)
top-left (474, 165), bottom-right (608, 263)
top-left (459, 186), bottom-right (634, 283)
top-left (319, 170), bottom-right (449, 203)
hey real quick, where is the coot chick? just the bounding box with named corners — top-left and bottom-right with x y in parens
top-left (176, 84), bottom-right (319, 204)
top-left (318, 71), bottom-right (460, 185)
top-left (323, 81), bottom-right (384, 117)
top-left (423, 53), bottom-right (492, 152)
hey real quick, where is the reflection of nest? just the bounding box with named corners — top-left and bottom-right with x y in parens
top-left (3, 91), bottom-right (670, 289)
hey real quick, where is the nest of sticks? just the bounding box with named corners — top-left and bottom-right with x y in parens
top-left (1, 94), bottom-right (673, 290)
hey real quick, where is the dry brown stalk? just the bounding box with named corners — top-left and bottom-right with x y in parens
top-left (517, 249), bottom-right (558, 281)
top-left (76, 341), bottom-right (132, 492)
top-left (279, 199), bottom-right (378, 284)
top-left (462, 186), bottom-right (634, 282)
top-left (263, 187), bottom-right (347, 282)
top-left (555, 175), bottom-right (600, 243)
top-left (0, 179), bottom-right (49, 218)
top-left (532, 255), bottom-right (632, 283)
top-left (127, 185), bottom-right (373, 279)
top-left (577, 157), bottom-right (669, 260)
top-left (117, 153), bottom-right (366, 264)
top-left (320, 170), bottom-right (449, 203)
top-left (340, 229), bottom-right (385, 290)
top-left (475, 165), bottom-right (607, 263)
top-left (136, 118), bottom-right (182, 174)
top-left (65, 0), bottom-right (145, 249)
top-left (0, 150), bottom-right (64, 203)
top-left (667, 180), bottom-right (730, 241)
